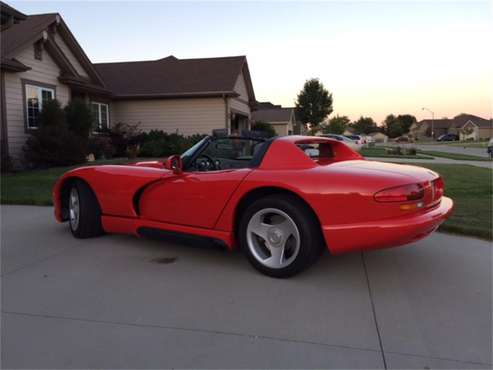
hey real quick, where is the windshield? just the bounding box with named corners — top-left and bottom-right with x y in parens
top-left (181, 137), bottom-right (209, 167)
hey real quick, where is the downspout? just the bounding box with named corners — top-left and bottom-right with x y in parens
top-left (0, 71), bottom-right (9, 164)
top-left (223, 94), bottom-right (230, 134)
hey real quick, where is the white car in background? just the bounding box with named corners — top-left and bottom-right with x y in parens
top-left (320, 134), bottom-right (363, 152)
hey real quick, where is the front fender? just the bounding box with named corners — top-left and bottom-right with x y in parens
top-left (53, 165), bottom-right (169, 222)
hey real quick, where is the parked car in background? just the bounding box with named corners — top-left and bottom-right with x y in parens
top-left (395, 136), bottom-right (413, 143)
top-left (437, 133), bottom-right (459, 142)
top-left (344, 134), bottom-right (366, 146)
top-left (321, 134), bottom-right (363, 151)
top-left (487, 138), bottom-right (493, 159)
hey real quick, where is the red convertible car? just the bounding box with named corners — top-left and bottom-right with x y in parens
top-left (53, 135), bottom-right (453, 277)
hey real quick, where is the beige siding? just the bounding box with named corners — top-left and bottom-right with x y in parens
top-left (270, 122), bottom-right (290, 136)
top-left (234, 72), bottom-right (249, 101)
top-left (53, 33), bottom-right (89, 78)
top-left (229, 72), bottom-right (251, 116)
top-left (229, 97), bottom-right (250, 116)
top-left (4, 43), bottom-right (70, 160)
top-left (112, 98), bottom-right (226, 136)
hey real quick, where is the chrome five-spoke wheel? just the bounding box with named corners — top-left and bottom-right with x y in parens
top-left (69, 187), bottom-right (80, 231)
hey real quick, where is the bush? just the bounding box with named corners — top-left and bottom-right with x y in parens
top-left (406, 147), bottom-right (417, 155)
top-left (87, 135), bottom-right (116, 159)
top-left (106, 122), bottom-right (142, 157)
top-left (251, 122), bottom-right (277, 138)
top-left (23, 99), bottom-right (87, 167)
top-left (138, 131), bottom-right (204, 158)
top-left (385, 146), bottom-right (403, 155)
top-left (65, 99), bottom-right (93, 142)
top-left (24, 125), bottom-right (86, 167)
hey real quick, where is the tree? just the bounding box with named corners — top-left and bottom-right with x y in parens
top-left (383, 114), bottom-right (403, 138)
top-left (320, 115), bottom-right (350, 134)
top-left (350, 116), bottom-right (378, 134)
top-left (251, 121), bottom-right (277, 138)
top-left (396, 114), bottom-right (417, 133)
top-left (383, 114), bottom-right (417, 138)
top-left (295, 78), bottom-right (333, 128)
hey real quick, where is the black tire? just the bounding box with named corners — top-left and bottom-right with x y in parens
top-left (239, 194), bottom-right (323, 278)
top-left (68, 180), bottom-right (104, 238)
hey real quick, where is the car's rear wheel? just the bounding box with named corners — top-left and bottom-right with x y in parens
top-left (239, 194), bottom-right (323, 278)
top-left (68, 180), bottom-right (104, 238)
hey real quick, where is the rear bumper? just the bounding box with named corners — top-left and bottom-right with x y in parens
top-left (323, 196), bottom-right (454, 255)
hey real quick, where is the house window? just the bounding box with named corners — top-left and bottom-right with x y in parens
top-left (25, 84), bottom-right (55, 129)
top-left (91, 102), bottom-right (109, 131)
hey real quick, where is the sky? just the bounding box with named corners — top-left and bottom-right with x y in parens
top-left (10, 0), bottom-right (493, 123)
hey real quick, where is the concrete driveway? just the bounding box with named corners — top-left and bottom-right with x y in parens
top-left (1, 205), bottom-right (492, 369)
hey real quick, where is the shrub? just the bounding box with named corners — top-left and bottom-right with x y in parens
top-left (138, 131), bottom-right (205, 158)
top-left (251, 122), bottom-right (277, 138)
top-left (87, 135), bottom-right (116, 159)
top-left (24, 125), bottom-right (86, 167)
top-left (107, 122), bottom-right (142, 157)
top-left (406, 147), bottom-right (417, 155)
top-left (23, 99), bottom-right (87, 167)
top-left (64, 99), bottom-right (93, 142)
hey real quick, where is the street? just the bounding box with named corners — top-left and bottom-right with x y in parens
top-left (1, 205), bottom-right (492, 369)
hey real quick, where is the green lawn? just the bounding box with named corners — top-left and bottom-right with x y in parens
top-left (2, 161), bottom-right (491, 240)
top-left (418, 150), bottom-right (491, 161)
top-left (361, 147), bottom-right (434, 159)
top-left (0, 158), bottom-right (151, 206)
top-left (398, 163), bottom-right (492, 240)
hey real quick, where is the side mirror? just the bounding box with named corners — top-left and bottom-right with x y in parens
top-left (164, 155), bottom-right (183, 174)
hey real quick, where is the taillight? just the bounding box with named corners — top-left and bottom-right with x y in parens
top-left (374, 183), bottom-right (425, 202)
top-left (433, 177), bottom-right (444, 200)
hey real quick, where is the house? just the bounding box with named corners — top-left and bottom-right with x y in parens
top-left (369, 132), bottom-right (388, 143)
top-left (410, 114), bottom-right (492, 141)
top-left (0, 2), bottom-right (256, 164)
top-left (252, 103), bottom-right (295, 136)
top-left (94, 56), bottom-right (255, 136)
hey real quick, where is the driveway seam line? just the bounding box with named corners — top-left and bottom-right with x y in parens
top-left (1, 246), bottom-right (75, 277)
top-left (2, 310), bottom-right (380, 354)
top-left (3, 310), bottom-right (490, 367)
top-left (361, 251), bottom-right (388, 369)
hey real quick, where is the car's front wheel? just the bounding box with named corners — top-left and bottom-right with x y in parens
top-left (239, 194), bottom-right (323, 278)
top-left (68, 180), bottom-right (104, 238)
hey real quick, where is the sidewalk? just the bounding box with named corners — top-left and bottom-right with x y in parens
top-left (366, 156), bottom-right (493, 169)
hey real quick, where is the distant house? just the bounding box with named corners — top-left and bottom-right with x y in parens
top-left (252, 105), bottom-right (295, 136)
top-left (369, 132), bottom-right (388, 143)
top-left (410, 114), bottom-right (492, 141)
top-left (0, 2), bottom-right (256, 163)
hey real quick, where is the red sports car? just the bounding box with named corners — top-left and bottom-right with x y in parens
top-left (53, 135), bottom-right (453, 277)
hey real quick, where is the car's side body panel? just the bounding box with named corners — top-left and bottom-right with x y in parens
top-left (139, 168), bottom-right (252, 229)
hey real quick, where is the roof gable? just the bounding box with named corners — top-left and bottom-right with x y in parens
top-left (0, 9), bottom-right (106, 89)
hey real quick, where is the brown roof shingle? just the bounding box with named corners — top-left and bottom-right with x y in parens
top-left (94, 56), bottom-right (249, 99)
top-left (252, 107), bottom-right (294, 123)
top-left (1, 13), bottom-right (57, 58)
